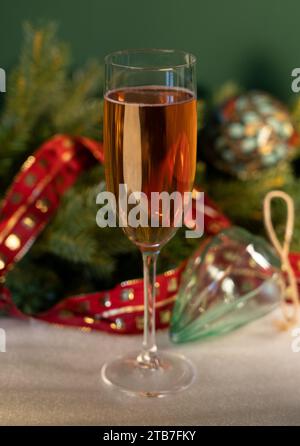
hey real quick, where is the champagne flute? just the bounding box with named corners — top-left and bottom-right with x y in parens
top-left (102, 49), bottom-right (197, 396)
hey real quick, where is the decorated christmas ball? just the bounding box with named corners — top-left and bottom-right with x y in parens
top-left (205, 91), bottom-right (297, 179)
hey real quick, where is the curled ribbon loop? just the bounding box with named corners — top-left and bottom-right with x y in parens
top-left (263, 190), bottom-right (300, 328)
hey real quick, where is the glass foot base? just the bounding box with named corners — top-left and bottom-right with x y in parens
top-left (101, 351), bottom-right (195, 397)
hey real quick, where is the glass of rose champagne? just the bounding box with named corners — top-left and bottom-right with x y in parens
top-left (101, 49), bottom-right (197, 396)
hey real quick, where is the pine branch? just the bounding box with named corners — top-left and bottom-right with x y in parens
top-left (0, 23), bottom-right (103, 190)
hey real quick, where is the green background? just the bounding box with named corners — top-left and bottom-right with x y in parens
top-left (0, 0), bottom-right (299, 100)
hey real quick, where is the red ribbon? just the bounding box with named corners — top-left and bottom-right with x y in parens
top-left (0, 134), bottom-right (232, 333)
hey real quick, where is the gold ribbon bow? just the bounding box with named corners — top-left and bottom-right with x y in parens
top-left (263, 190), bottom-right (300, 329)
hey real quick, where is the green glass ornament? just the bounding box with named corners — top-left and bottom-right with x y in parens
top-left (170, 227), bottom-right (284, 343)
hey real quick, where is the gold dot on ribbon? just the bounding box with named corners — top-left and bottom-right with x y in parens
top-left (76, 301), bottom-right (90, 313)
top-left (5, 234), bottom-right (21, 251)
top-left (164, 269), bottom-right (176, 277)
top-left (21, 156), bottom-right (36, 172)
top-left (59, 309), bottom-right (73, 319)
top-left (159, 310), bottom-right (171, 324)
top-left (167, 277), bottom-right (177, 293)
top-left (110, 318), bottom-right (125, 330)
top-left (22, 216), bottom-right (36, 229)
top-left (135, 316), bottom-right (144, 330)
top-left (62, 151), bottom-right (73, 162)
top-left (120, 288), bottom-right (134, 301)
top-left (55, 175), bottom-right (64, 185)
top-left (36, 199), bottom-right (50, 213)
top-left (62, 139), bottom-right (74, 149)
top-left (38, 158), bottom-right (49, 169)
top-left (24, 173), bottom-right (37, 186)
top-left (0, 255), bottom-right (6, 270)
top-left (155, 282), bottom-right (160, 295)
top-left (11, 192), bottom-right (22, 204)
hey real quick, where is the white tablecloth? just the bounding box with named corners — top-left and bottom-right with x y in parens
top-left (0, 313), bottom-right (299, 426)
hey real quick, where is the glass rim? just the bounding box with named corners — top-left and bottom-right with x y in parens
top-left (104, 48), bottom-right (196, 71)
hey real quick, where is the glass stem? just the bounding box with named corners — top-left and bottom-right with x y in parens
top-left (138, 250), bottom-right (160, 368)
